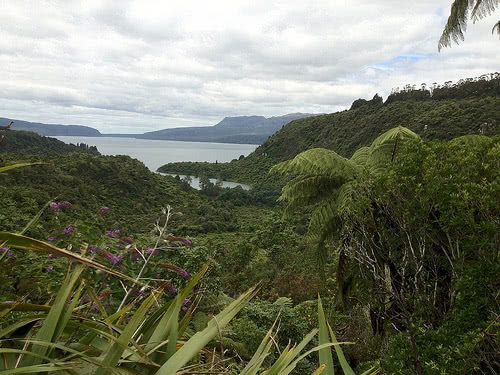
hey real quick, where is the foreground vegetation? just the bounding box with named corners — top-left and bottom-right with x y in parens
top-left (1, 75), bottom-right (499, 373)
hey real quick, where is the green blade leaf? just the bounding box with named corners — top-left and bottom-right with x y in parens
top-left (94, 290), bottom-right (161, 375)
top-left (155, 286), bottom-right (258, 375)
top-left (318, 296), bottom-right (334, 375)
top-left (327, 322), bottom-right (355, 375)
top-left (22, 264), bottom-right (85, 368)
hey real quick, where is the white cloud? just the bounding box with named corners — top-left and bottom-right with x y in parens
top-left (0, 0), bottom-right (498, 133)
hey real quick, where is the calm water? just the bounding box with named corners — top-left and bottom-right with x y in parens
top-left (160, 173), bottom-right (250, 191)
top-left (54, 136), bottom-right (257, 172)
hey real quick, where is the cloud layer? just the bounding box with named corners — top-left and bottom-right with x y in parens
top-left (0, 0), bottom-right (498, 133)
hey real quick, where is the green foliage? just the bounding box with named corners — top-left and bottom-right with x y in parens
top-left (0, 129), bottom-right (99, 155)
top-left (271, 126), bottom-right (419, 265)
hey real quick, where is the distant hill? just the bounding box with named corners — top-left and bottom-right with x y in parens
top-left (0, 118), bottom-right (102, 137)
top-left (0, 129), bottom-right (100, 155)
top-left (134, 113), bottom-right (320, 144)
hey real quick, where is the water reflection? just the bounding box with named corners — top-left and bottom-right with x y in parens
top-left (159, 173), bottom-right (250, 190)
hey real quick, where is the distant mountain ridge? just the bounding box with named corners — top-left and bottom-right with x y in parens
top-left (136, 113), bottom-right (319, 144)
top-left (1, 113), bottom-right (320, 145)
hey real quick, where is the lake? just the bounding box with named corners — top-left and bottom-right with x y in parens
top-left (54, 136), bottom-right (257, 172)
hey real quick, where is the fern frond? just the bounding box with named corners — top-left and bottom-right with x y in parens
top-left (350, 146), bottom-right (370, 166)
top-left (369, 126), bottom-right (420, 149)
top-left (274, 297), bottom-right (293, 308)
top-left (279, 175), bottom-right (346, 213)
top-left (271, 148), bottom-right (358, 179)
top-left (368, 126), bottom-right (420, 173)
top-left (307, 192), bottom-right (345, 243)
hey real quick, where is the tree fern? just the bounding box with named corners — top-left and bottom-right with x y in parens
top-left (271, 148), bottom-right (358, 180)
top-left (271, 126), bottom-right (420, 277)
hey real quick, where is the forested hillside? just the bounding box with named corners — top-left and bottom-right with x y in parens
top-left (0, 153), bottom-right (241, 238)
top-left (0, 129), bottom-right (100, 155)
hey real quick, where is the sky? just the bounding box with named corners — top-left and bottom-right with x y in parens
top-left (0, 0), bottom-right (499, 134)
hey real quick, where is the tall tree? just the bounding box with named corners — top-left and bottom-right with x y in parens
top-left (439, 0), bottom-right (499, 51)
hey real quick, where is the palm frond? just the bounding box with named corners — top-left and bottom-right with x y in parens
top-left (438, 0), bottom-right (471, 51)
top-left (439, 0), bottom-right (499, 50)
top-left (493, 19), bottom-right (500, 34)
top-left (471, 0), bottom-right (499, 21)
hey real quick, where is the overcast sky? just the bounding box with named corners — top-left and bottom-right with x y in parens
top-left (0, 0), bottom-right (498, 133)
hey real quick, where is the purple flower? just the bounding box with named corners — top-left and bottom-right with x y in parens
top-left (159, 263), bottom-right (190, 279)
top-left (58, 201), bottom-right (73, 209)
top-left (145, 248), bottom-right (160, 256)
top-left (106, 229), bottom-right (121, 238)
top-left (110, 255), bottom-right (123, 265)
top-left (1, 248), bottom-right (13, 257)
top-left (98, 250), bottom-right (124, 266)
top-left (87, 245), bottom-right (98, 252)
top-left (90, 304), bottom-right (99, 313)
top-left (98, 206), bottom-right (110, 215)
top-left (183, 239), bottom-right (192, 246)
top-left (167, 285), bottom-right (178, 295)
top-left (46, 265), bottom-right (54, 272)
top-left (49, 202), bottom-right (60, 211)
top-left (48, 253), bottom-right (59, 259)
top-left (182, 299), bottom-right (192, 312)
top-left (47, 236), bottom-right (57, 241)
top-left (63, 225), bottom-right (74, 235)
top-left (178, 269), bottom-right (189, 279)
